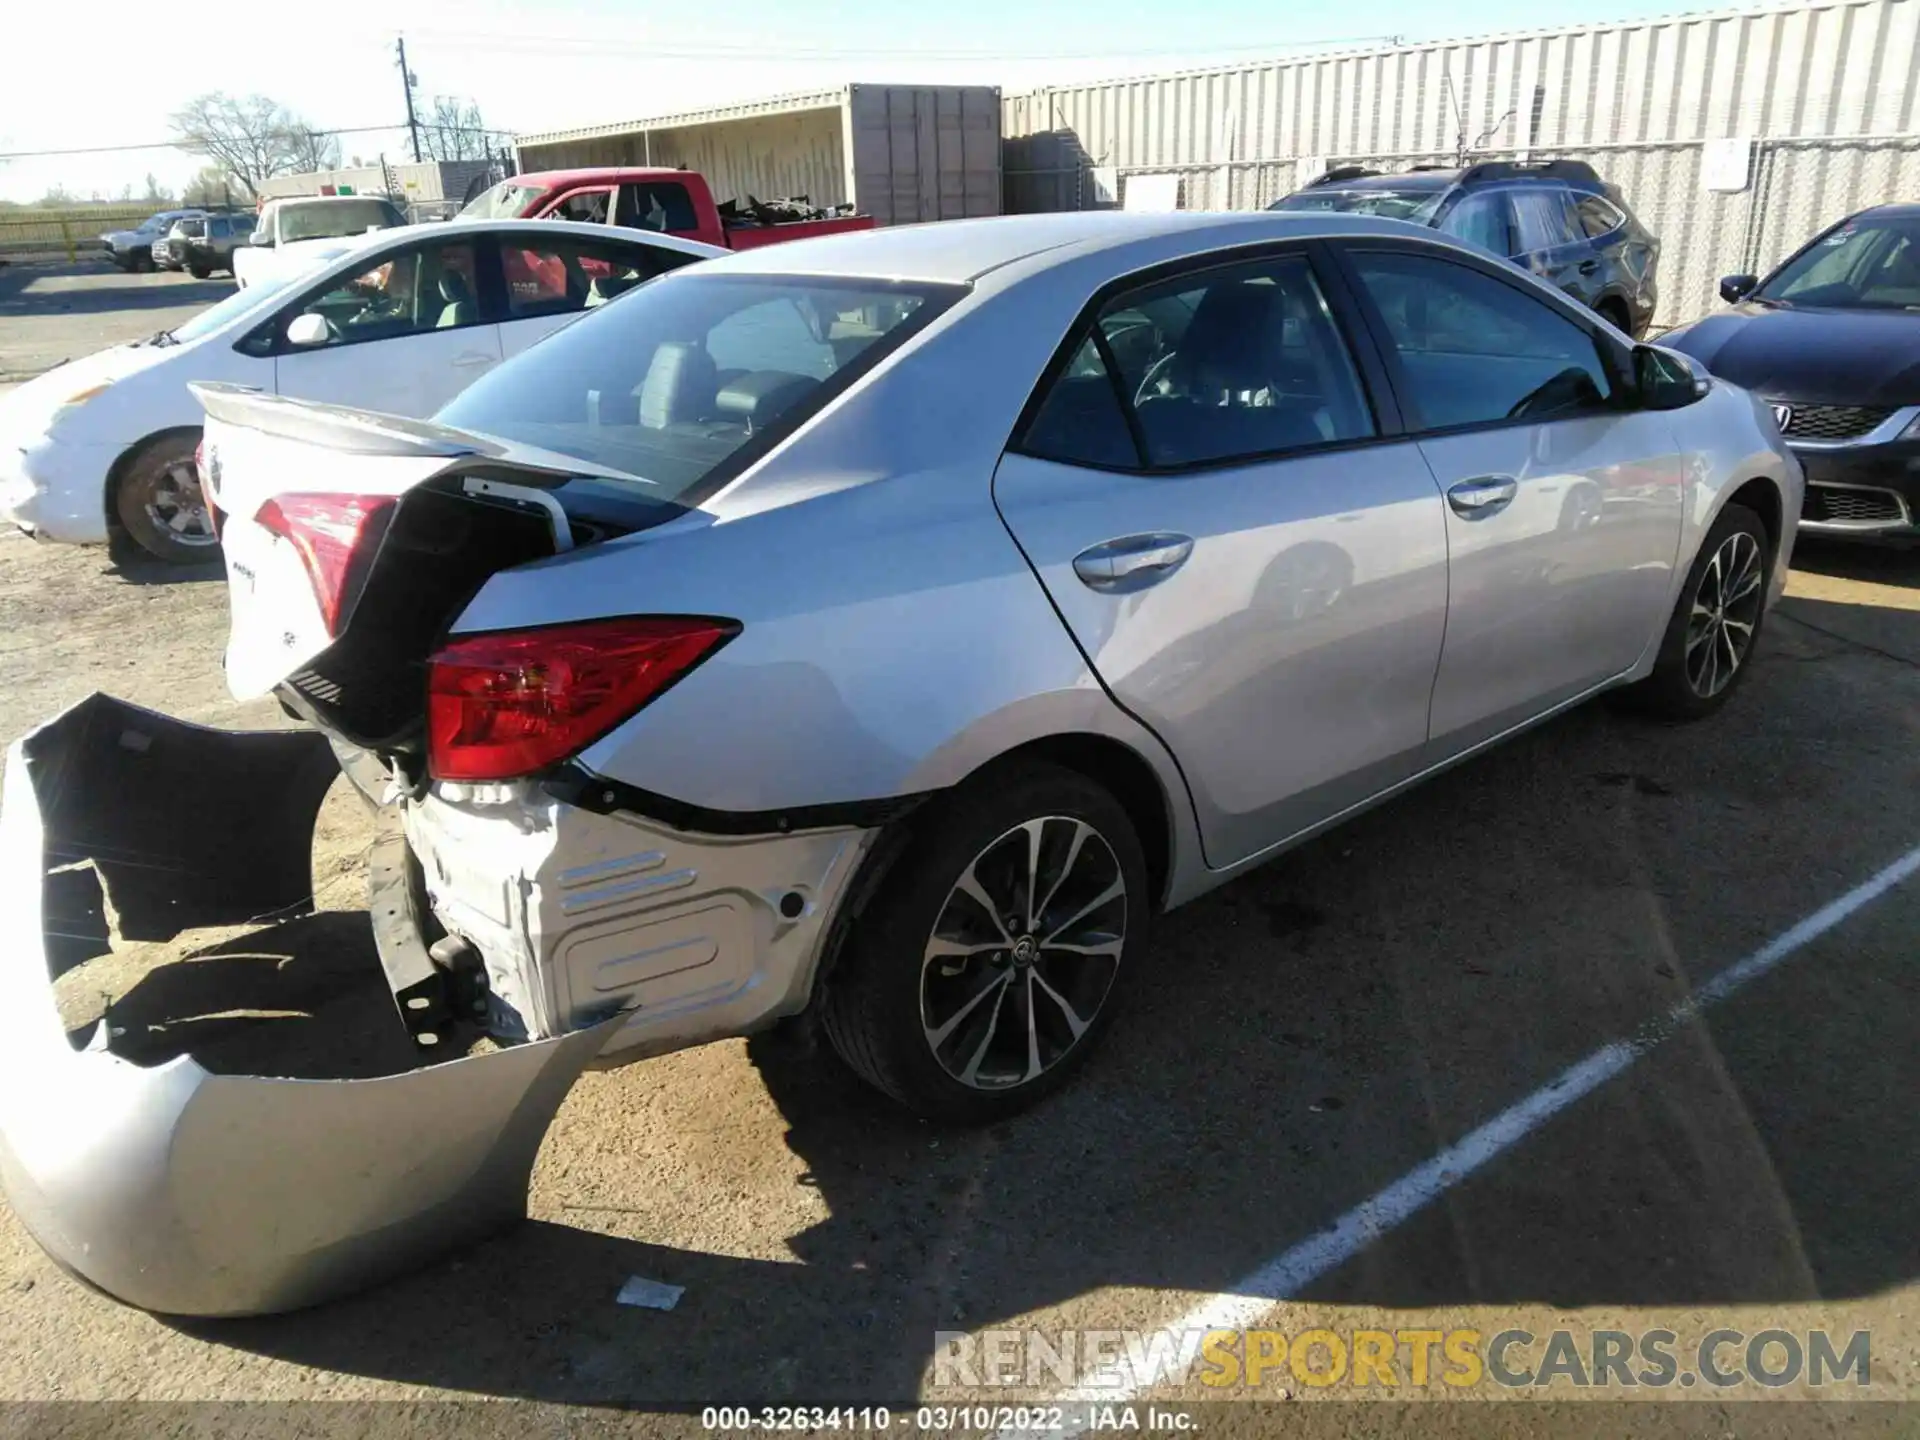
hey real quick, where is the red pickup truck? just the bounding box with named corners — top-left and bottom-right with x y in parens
top-left (459, 167), bottom-right (876, 250)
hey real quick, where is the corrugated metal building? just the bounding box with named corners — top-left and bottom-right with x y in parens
top-left (1003, 0), bottom-right (1920, 324)
top-left (514, 84), bottom-right (1003, 227)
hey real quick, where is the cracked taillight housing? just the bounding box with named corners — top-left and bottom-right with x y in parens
top-left (426, 617), bottom-right (738, 781)
top-left (254, 492), bottom-right (397, 636)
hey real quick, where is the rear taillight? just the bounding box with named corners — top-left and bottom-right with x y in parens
top-left (255, 492), bottom-right (397, 636)
top-left (426, 617), bottom-right (737, 782)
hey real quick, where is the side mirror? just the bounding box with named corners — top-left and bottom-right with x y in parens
top-left (285, 313), bottom-right (331, 349)
top-left (1718, 273), bottom-right (1759, 304)
top-left (1635, 344), bottom-right (1711, 410)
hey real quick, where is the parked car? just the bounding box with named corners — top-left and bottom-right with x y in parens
top-left (232, 194), bottom-right (409, 289)
top-left (1269, 159), bottom-right (1661, 337)
top-left (101, 208), bottom-right (206, 272)
top-left (154, 212), bottom-right (252, 278)
top-left (1661, 204), bottom-right (1920, 539)
top-left (194, 212), bottom-right (1796, 1116)
top-left (0, 219), bottom-right (721, 561)
top-left (460, 167), bottom-right (876, 250)
top-left (0, 210), bottom-right (1802, 1321)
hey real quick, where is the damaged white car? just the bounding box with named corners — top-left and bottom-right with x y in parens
top-left (0, 213), bottom-right (1798, 1316)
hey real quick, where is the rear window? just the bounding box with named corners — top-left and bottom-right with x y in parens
top-left (277, 199), bottom-right (403, 243)
top-left (436, 273), bottom-right (964, 504)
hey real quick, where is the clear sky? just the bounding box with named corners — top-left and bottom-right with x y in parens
top-left (2, 0), bottom-right (1708, 204)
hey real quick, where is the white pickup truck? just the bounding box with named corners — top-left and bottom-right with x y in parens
top-left (232, 195), bottom-right (409, 289)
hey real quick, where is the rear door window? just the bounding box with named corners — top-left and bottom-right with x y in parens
top-left (1575, 194), bottom-right (1626, 240)
top-left (501, 235), bottom-right (698, 318)
top-left (1439, 192), bottom-right (1516, 257)
top-left (616, 182), bottom-right (700, 232)
top-left (1509, 187), bottom-right (1583, 252)
top-left (1018, 254), bottom-right (1376, 470)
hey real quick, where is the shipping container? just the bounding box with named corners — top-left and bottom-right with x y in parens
top-left (514, 84), bottom-right (1003, 225)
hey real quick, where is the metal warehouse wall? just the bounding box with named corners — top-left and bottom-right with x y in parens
top-left (520, 109), bottom-right (850, 208)
top-left (1003, 0), bottom-right (1920, 324)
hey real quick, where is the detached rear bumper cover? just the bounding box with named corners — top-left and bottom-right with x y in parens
top-left (0, 695), bottom-right (618, 1317)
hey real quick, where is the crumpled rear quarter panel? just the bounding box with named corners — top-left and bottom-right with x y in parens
top-left (0, 695), bottom-right (618, 1317)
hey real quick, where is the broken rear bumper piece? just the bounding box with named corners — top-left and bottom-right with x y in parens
top-left (0, 695), bottom-right (621, 1317)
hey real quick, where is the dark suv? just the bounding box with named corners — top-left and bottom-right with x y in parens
top-left (1269, 159), bottom-right (1660, 337)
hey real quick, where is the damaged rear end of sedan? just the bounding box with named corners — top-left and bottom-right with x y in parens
top-left (0, 251), bottom-right (1144, 1315)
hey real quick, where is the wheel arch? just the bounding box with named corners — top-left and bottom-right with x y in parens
top-left (1722, 474), bottom-right (1785, 565)
top-left (956, 733), bottom-right (1178, 913)
top-left (102, 424), bottom-right (203, 536)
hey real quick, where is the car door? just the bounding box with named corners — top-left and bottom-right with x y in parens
top-left (1508, 185), bottom-right (1601, 304)
top-left (992, 248), bottom-right (1451, 870)
top-left (495, 230), bottom-right (705, 360)
top-left (1333, 242), bottom-right (1686, 752)
top-left (270, 234), bottom-right (503, 418)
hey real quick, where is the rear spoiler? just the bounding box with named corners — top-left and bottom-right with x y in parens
top-left (189, 382), bottom-right (499, 459)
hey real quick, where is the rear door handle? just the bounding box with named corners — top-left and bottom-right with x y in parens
top-left (1446, 475), bottom-right (1519, 518)
top-left (451, 351), bottom-right (496, 369)
top-left (1072, 532), bottom-right (1194, 593)
top-left (1578, 259), bottom-right (1601, 275)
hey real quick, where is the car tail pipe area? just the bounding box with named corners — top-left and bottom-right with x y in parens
top-left (0, 694), bottom-right (619, 1317)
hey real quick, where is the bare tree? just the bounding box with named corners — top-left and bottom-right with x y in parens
top-left (419, 97), bottom-right (492, 162)
top-left (182, 166), bottom-right (239, 208)
top-left (168, 92), bottom-right (337, 193)
top-left (141, 173), bottom-right (174, 204)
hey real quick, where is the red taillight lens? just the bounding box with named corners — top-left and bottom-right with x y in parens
top-left (254, 492), bottom-right (397, 636)
top-left (426, 617), bottom-right (737, 782)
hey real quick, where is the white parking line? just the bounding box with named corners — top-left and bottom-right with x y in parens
top-left (1019, 840), bottom-right (1920, 1430)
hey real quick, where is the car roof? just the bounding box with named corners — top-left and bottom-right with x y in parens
top-left (703, 211), bottom-right (1448, 284)
top-left (1315, 171), bottom-right (1461, 192)
top-left (1857, 202), bottom-right (1920, 220)
top-left (510, 168), bottom-right (696, 189)
top-left (286, 216), bottom-right (727, 262)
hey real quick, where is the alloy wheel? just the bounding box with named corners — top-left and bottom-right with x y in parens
top-left (140, 461), bottom-right (217, 548)
top-left (1684, 529), bottom-right (1763, 699)
top-left (918, 816), bottom-right (1127, 1091)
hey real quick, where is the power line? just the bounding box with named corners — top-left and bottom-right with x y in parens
top-left (404, 27), bottom-right (1403, 62)
top-left (0, 122), bottom-right (509, 163)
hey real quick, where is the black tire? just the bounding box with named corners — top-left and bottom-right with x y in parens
top-left (113, 433), bottom-right (219, 564)
top-left (133, 251), bottom-right (154, 273)
top-left (1622, 502), bottom-right (1771, 720)
top-left (188, 262), bottom-right (211, 280)
top-left (820, 761), bottom-right (1148, 1123)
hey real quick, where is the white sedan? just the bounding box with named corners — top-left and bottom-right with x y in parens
top-left (0, 219), bottom-right (721, 562)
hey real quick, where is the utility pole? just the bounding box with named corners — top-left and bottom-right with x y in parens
top-left (395, 35), bottom-right (422, 163)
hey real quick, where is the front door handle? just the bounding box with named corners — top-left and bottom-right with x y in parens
top-left (1072, 532), bottom-right (1194, 593)
top-left (1578, 259), bottom-right (1601, 275)
top-left (451, 351), bottom-right (496, 369)
top-left (1447, 475), bottom-right (1519, 518)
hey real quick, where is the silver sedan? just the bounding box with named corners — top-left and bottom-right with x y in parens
top-left (1, 211), bottom-right (1800, 1314)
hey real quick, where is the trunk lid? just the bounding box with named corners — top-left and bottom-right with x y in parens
top-left (194, 384), bottom-right (676, 757)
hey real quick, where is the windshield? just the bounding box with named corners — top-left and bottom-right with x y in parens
top-left (1270, 187), bottom-right (1445, 223)
top-left (275, 199), bottom-right (403, 243)
top-left (459, 181), bottom-right (545, 219)
top-left (436, 273), bottom-right (963, 504)
top-left (166, 269), bottom-right (301, 345)
top-left (1757, 216), bottom-right (1920, 309)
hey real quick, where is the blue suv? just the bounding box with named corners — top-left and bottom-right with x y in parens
top-left (1270, 159), bottom-right (1660, 338)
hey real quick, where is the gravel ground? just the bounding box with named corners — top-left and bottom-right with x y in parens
top-left (0, 279), bottom-right (1915, 1437)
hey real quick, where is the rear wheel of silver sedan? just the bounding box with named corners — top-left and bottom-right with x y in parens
top-left (1626, 501), bottom-right (1771, 720)
top-left (820, 761), bottom-right (1148, 1123)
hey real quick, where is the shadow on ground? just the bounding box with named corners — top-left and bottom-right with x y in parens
top-left (0, 266), bottom-right (233, 319)
top-left (132, 573), bottom-right (1920, 1404)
